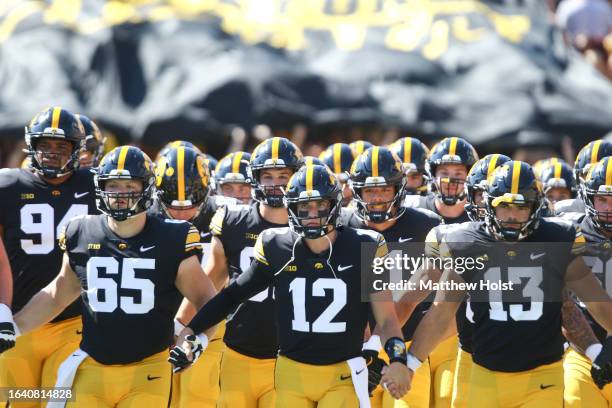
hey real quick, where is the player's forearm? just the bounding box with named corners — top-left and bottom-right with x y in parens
top-left (0, 242), bottom-right (12, 305)
top-left (562, 296), bottom-right (599, 353)
top-left (14, 289), bottom-right (67, 334)
top-left (408, 302), bottom-right (457, 361)
top-left (187, 286), bottom-right (240, 334)
top-left (0, 265), bottom-right (12, 306)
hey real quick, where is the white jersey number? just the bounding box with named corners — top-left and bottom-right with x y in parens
top-left (86, 257), bottom-right (155, 314)
top-left (289, 277), bottom-right (347, 333)
top-left (20, 203), bottom-right (89, 254)
top-left (484, 266), bottom-right (543, 321)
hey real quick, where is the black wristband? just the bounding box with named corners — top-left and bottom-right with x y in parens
top-left (384, 337), bottom-right (407, 365)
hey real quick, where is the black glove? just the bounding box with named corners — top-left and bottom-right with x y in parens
top-left (363, 348), bottom-right (387, 396)
top-left (592, 337), bottom-right (612, 389)
top-left (0, 321), bottom-right (16, 353)
top-left (168, 334), bottom-right (205, 373)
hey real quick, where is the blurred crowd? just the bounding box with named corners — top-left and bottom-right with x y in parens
top-left (550, 0), bottom-right (612, 79)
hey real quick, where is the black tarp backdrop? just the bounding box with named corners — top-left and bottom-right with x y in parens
top-left (0, 0), bottom-right (611, 155)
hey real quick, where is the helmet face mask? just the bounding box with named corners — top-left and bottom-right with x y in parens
top-left (287, 198), bottom-right (340, 239)
top-left (426, 138), bottom-right (478, 206)
top-left (25, 107), bottom-right (86, 178)
top-left (214, 152), bottom-right (252, 204)
top-left (465, 154), bottom-right (512, 222)
top-left (352, 183), bottom-right (405, 224)
top-left (485, 199), bottom-right (540, 241)
top-left (95, 146), bottom-right (156, 222)
top-left (349, 147), bottom-right (407, 224)
top-left (249, 138), bottom-right (303, 208)
top-left (284, 165), bottom-right (342, 239)
top-left (583, 157), bottom-right (612, 232)
top-left (465, 184), bottom-right (486, 222)
top-left (484, 161), bottom-right (544, 242)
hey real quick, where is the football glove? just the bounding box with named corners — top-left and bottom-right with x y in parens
top-left (591, 337), bottom-right (612, 389)
top-left (168, 334), bottom-right (207, 373)
top-left (362, 335), bottom-right (387, 395)
top-left (0, 304), bottom-right (17, 353)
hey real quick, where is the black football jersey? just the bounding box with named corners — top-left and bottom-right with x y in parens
top-left (0, 168), bottom-right (98, 321)
top-left (341, 207), bottom-right (441, 340)
top-left (61, 214), bottom-right (199, 364)
top-left (149, 195), bottom-right (237, 266)
top-left (569, 213), bottom-right (611, 342)
top-left (254, 226), bottom-right (388, 364)
top-left (404, 194), bottom-right (471, 224)
top-left (209, 202), bottom-right (285, 358)
top-left (441, 219), bottom-right (582, 372)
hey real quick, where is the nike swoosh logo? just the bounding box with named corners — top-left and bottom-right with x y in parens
top-left (540, 384), bottom-right (554, 390)
top-left (530, 252), bottom-right (545, 260)
top-left (200, 232), bottom-right (211, 238)
top-left (140, 245), bottom-right (155, 252)
top-left (340, 374), bottom-right (351, 381)
top-left (356, 368), bottom-right (365, 375)
top-left (74, 192), bottom-right (89, 199)
top-left (338, 265), bottom-right (353, 272)
top-left (398, 237), bottom-right (413, 242)
top-left (147, 375), bottom-right (161, 381)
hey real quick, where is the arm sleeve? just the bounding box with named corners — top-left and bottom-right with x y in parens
top-left (187, 256), bottom-right (273, 334)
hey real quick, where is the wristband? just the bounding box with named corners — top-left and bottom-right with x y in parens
top-left (174, 319), bottom-right (186, 337)
top-left (363, 335), bottom-right (382, 351)
top-left (196, 333), bottom-right (209, 352)
top-left (586, 343), bottom-right (603, 362)
top-left (384, 337), bottom-right (407, 365)
top-left (407, 352), bottom-right (422, 372)
top-left (0, 303), bottom-right (18, 337)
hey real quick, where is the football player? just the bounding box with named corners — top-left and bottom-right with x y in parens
top-left (320, 143), bottom-right (356, 206)
top-left (540, 161), bottom-right (577, 205)
top-left (561, 156), bottom-right (612, 406)
top-left (388, 137), bottom-right (429, 196)
top-left (403, 137), bottom-right (478, 407)
top-left (0, 107), bottom-right (98, 407)
top-left (75, 114), bottom-right (106, 168)
top-left (407, 161), bottom-right (612, 407)
top-left (214, 152), bottom-right (252, 205)
top-left (153, 145), bottom-right (225, 407)
top-left (202, 137), bottom-right (302, 407)
top-left (345, 146), bottom-right (441, 408)
top-left (172, 164), bottom-right (412, 406)
top-left (555, 139), bottom-right (612, 215)
top-left (9, 146), bottom-right (218, 407)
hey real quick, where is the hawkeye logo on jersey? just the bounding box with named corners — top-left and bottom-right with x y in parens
top-left (118, 243), bottom-right (128, 250)
top-left (20, 193), bottom-right (35, 200)
top-left (52, 190), bottom-right (61, 196)
top-left (506, 250), bottom-right (517, 258)
top-left (88, 243), bottom-right (101, 250)
top-left (314, 262), bottom-right (324, 269)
